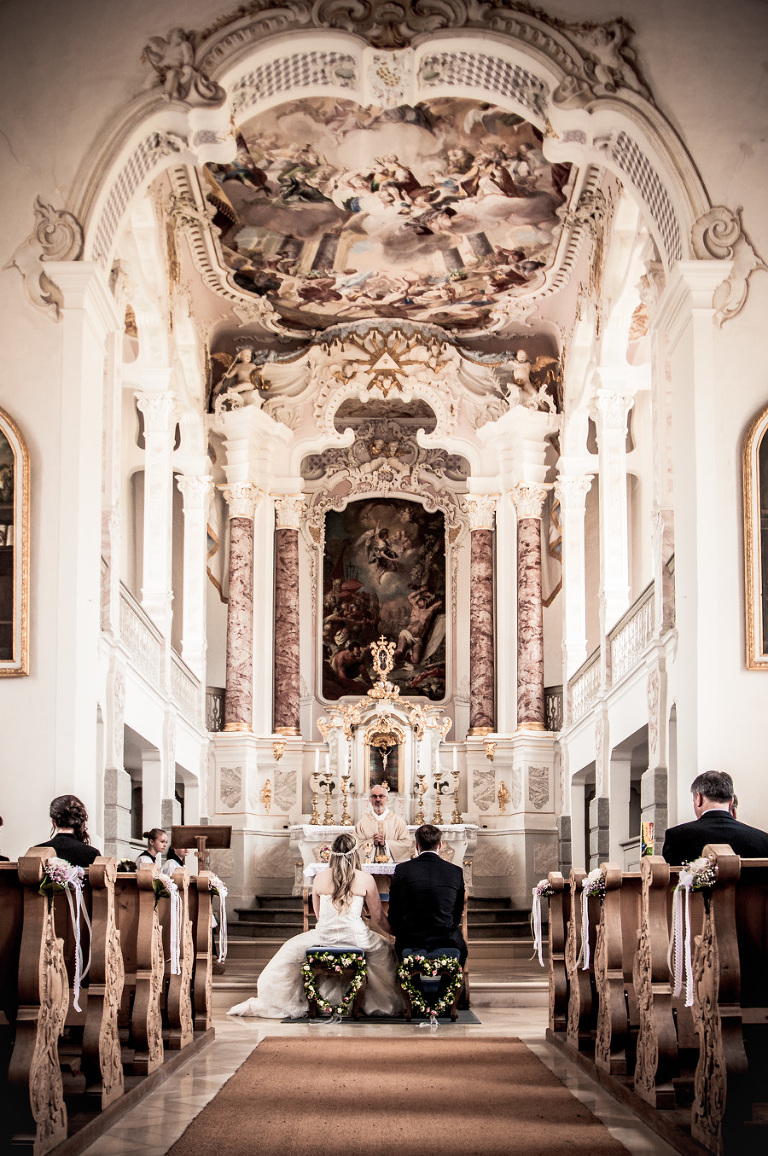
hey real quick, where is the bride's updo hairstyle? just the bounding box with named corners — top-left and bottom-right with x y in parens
top-left (329, 832), bottom-right (360, 909)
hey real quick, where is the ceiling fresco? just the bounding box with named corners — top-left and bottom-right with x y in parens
top-left (204, 97), bottom-right (574, 333)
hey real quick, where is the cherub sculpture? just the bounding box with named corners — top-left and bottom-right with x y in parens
top-left (211, 348), bottom-right (267, 413)
top-left (509, 349), bottom-right (559, 413)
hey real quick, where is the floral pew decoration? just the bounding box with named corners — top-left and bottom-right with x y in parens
top-left (577, 866), bottom-right (606, 970)
top-left (302, 950), bottom-right (367, 1017)
top-left (531, 878), bottom-right (554, 967)
top-left (39, 857), bottom-right (91, 1011)
top-left (208, 872), bottom-right (228, 962)
top-left (667, 856), bottom-right (716, 1007)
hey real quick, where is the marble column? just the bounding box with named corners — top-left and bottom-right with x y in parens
top-left (511, 483), bottom-right (547, 730)
top-left (176, 473), bottom-right (214, 679)
top-left (466, 496), bottom-right (497, 736)
top-left (136, 389), bottom-right (176, 637)
top-left (222, 482), bottom-right (260, 732)
top-left (273, 496), bottom-right (305, 736)
top-left (591, 388), bottom-right (634, 632)
top-left (554, 474), bottom-right (593, 679)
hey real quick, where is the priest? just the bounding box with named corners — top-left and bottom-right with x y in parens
top-left (356, 785), bottom-right (412, 872)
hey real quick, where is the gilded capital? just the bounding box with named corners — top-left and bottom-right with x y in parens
top-left (274, 494), bottom-right (306, 530)
top-left (465, 494), bottom-right (498, 531)
top-left (510, 482), bottom-right (547, 520)
top-left (221, 481), bottom-right (261, 520)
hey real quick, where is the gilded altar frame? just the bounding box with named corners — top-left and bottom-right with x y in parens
top-left (0, 407), bottom-right (30, 676)
top-left (744, 403), bottom-right (768, 670)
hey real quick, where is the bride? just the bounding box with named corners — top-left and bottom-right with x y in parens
top-left (228, 832), bottom-right (404, 1018)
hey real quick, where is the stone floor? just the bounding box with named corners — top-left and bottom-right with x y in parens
top-left (79, 1006), bottom-right (680, 1156)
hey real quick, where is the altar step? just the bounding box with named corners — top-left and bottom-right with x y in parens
top-left (232, 895), bottom-right (534, 942)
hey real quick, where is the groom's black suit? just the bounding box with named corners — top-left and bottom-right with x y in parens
top-left (387, 851), bottom-right (467, 964)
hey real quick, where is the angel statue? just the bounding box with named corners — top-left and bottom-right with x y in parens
top-left (509, 349), bottom-right (559, 413)
top-left (211, 348), bottom-right (267, 413)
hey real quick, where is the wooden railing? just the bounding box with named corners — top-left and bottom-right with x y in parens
top-left (544, 684), bottom-right (563, 733)
top-left (206, 686), bottom-right (225, 732)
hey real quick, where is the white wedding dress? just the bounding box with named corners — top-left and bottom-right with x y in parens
top-left (228, 893), bottom-right (404, 1019)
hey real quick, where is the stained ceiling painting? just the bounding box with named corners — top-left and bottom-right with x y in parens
top-left (204, 97), bottom-right (574, 333)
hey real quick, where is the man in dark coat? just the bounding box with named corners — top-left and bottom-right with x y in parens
top-left (387, 823), bottom-right (467, 964)
top-left (662, 770), bottom-right (768, 864)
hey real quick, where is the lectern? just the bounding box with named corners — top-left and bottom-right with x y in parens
top-left (171, 824), bottom-right (231, 872)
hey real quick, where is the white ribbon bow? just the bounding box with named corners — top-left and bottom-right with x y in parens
top-left (530, 882), bottom-right (549, 968)
top-left (209, 874), bottom-right (228, 962)
top-left (159, 874), bottom-right (181, 975)
top-left (668, 869), bottom-right (695, 1007)
top-left (576, 868), bottom-right (602, 970)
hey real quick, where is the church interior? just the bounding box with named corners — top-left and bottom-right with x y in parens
top-left (1, 0), bottom-right (767, 1153)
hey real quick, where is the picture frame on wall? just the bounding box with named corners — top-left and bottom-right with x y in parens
top-left (0, 407), bottom-right (29, 677)
top-left (743, 402), bottom-right (768, 670)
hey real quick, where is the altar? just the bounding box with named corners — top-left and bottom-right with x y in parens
top-left (290, 823), bottom-right (478, 894)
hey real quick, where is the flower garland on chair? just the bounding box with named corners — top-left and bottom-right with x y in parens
top-left (153, 875), bottom-right (182, 975)
top-left (396, 954), bottom-right (464, 1018)
top-left (39, 857), bottom-right (92, 1011)
top-left (531, 879), bottom-right (555, 967)
top-left (302, 951), bottom-right (368, 1015)
top-left (667, 856), bottom-right (716, 1007)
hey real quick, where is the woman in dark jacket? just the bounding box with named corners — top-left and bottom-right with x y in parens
top-left (35, 794), bottom-right (101, 868)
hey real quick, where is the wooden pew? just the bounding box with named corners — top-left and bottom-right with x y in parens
top-left (187, 871), bottom-right (214, 1033)
top-left (546, 871), bottom-right (569, 1034)
top-left (157, 867), bottom-right (194, 1050)
top-left (82, 858), bottom-right (124, 1107)
top-left (114, 865), bottom-right (164, 1076)
top-left (565, 868), bottom-right (599, 1052)
top-left (594, 863), bottom-right (632, 1075)
top-left (632, 855), bottom-right (678, 1108)
top-left (47, 856), bottom-right (125, 1111)
top-left (7, 848), bottom-right (69, 1155)
top-left (691, 844), bottom-right (768, 1155)
top-left (0, 860), bottom-right (23, 1097)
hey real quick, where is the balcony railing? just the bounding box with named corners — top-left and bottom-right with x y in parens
top-left (609, 582), bottom-right (654, 684)
top-left (544, 685), bottom-right (563, 733)
top-left (206, 686), bottom-right (225, 732)
top-left (119, 584), bottom-right (162, 684)
top-left (171, 651), bottom-right (202, 726)
top-left (570, 649), bottom-right (601, 722)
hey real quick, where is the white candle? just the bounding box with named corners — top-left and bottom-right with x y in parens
top-left (314, 749), bottom-right (319, 775)
top-left (326, 753), bottom-right (330, 774)
top-left (453, 747), bottom-right (458, 775)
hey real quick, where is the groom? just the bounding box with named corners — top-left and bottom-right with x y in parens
top-left (387, 823), bottom-right (467, 964)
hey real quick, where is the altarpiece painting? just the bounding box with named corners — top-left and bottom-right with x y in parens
top-left (322, 498), bottom-right (446, 700)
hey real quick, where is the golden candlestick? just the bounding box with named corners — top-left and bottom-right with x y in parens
top-left (323, 780), bottom-right (334, 825)
top-left (310, 771), bottom-right (321, 825)
top-left (433, 773), bottom-right (444, 825)
top-left (451, 768), bottom-right (463, 825)
top-left (340, 775), bottom-right (352, 825)
top-left (414, 774), bottom-right (427, 825)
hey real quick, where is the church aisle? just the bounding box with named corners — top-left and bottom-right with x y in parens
top-left (79, 1008), bottom-right (677, 1156)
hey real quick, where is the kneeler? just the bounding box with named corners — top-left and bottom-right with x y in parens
top-left (304, 947), bottom-right (367, 1020)
top-left (399, 947), bottom-right (463, 1022)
